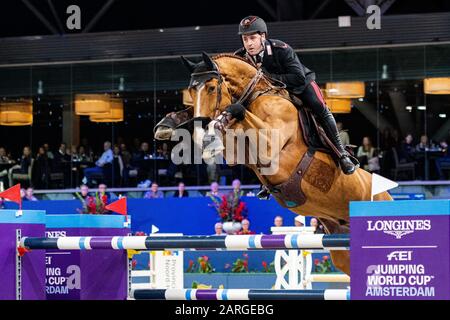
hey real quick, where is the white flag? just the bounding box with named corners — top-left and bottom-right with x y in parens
top-left (371, 173), bottom-right (398, 200)
top-left (151, 225), bottom-right (159, 234)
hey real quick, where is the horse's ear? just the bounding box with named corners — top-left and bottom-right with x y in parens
top-left (202, 51), bottom-right (217, 71)
top-left (180, 56), bottom-right (196, 73)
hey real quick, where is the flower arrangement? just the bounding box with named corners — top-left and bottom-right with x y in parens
top-left (186, 256), bottom-right (214, 273)
top-left (314, 255), bottom-right (332, 273)
top-left (261, 261), bottom-right (275, 273)
top-left (75, 192), bottom-right (109, 214)
top-left (228, 253), bottom-right (249, 273)
top-left (209, 190), bottom-right (248, 223)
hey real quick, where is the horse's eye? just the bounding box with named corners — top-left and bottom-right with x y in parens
top-left (207, 86), bottom-right (216, 94)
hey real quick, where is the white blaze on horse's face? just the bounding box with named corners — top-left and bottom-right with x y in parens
top-left (194, 84), bottom-right (205, 118)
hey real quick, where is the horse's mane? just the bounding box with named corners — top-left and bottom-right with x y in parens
top-left (212, 53), bottom-right (256, 70)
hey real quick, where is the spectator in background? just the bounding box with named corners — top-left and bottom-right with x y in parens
top-left (206, 181), bottom-right (222, 197)
top-left (155, 143), bottom-right (170, 159)
top-left (54, 143), bottom-right (70, 166)
top-left (24, 187), bottom-right (38, 201)
top-left (416, 134), bottom-right (431, 151)
top-left (69, 145), bottom-right (78, 160)
top-left (357, 137), bottom-right (379, 172)
top-left (43, 143), bottom-right (54, 160)
top-left (381, 127), bottom-right (397, 151)
top-left (214, 222), bottom-right (225, 236)
top-left (132, 138), bottom-right (141, 155)
top-left (74, 184), bottom-right (95, 214)
top-left (337, 122), bottom-right (350, 146)
top-left (8, 146), bottom-right (33, 187)
top-left (0, 147), bottom-right (13, 165)
top-left (173, 182), bottom-right (189, 198)
top-left (310, 217), bottom-right (325, 234)
top-left (435, 140), bottom-right (450, 180)
top-left (97, 183), bottom-right (110, 204)
top-left (228, 179), bottom-right (243, 197)
top-left (294, 215), bottom-right (304, 227)
top-left (74, 184), bottom-right (91, 200)
top-left (20, 188), bottom-right (26, 200)
top-left (78, 145), bottom-right (92, 162)
top-left (274, 215), bottom-right (283, 227)
top-left (144, 182), bottom-right (164, 199)
top-left (120, 144), bottom-right (132, 168)
top-left (133, 142), bottom-right (151, 161)
top-left (33, 146), bottom-right (51, 189)
top-left (132, 142), bottom-right (152, 181)
top-left (399, 133), bottom-right (415, 162)
top-left (53, 142), bottom-right (71, 187)
top-left (112, 145), bottom-right (124, 187)
top-left (83, 141), bottom-right (113, 185)
top-left (237, 219), bottom-right (255, 235)
top-left (0, 147), bottom-right (15, 187)
top-left (120, 143), bottom-right (135, 186)
top-left (81, 140), bottom-right (95, 163)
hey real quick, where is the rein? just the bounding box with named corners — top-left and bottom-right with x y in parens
top-left (178, 57), bottom-right (286, 128)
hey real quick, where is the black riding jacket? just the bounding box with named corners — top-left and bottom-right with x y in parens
top-left (234, 39), bottom-right (315, 95)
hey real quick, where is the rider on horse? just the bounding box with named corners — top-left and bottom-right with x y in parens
top-left (232, 16), bottom-right (359, 178)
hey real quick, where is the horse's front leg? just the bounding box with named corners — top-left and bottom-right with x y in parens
top-left (154, 108), bottom-right (193, 140)
top-left (202, 104), bottom-right (247, 160)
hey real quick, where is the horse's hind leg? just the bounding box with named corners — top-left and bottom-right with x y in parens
top-left (329, 250), bottom-right (350, 276)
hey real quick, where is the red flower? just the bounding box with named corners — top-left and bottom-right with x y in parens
top-left (323, 255), bottom-right (329, 261)
top-left (243, 260), bottom-right (248, 271)
top-left (262, 261), bottom-right (267, 268)
top-left (132, 260), bottom-right (137, 269)
top-left (314, 258), bottom-right (320, 266)
top-left (202, 256), bottom-right (209, 262)
top-left (188, 260), bottom-right (194, 267)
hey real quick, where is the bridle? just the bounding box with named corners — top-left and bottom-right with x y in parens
top-left (189, 68), bottom-right (225, 122)
top-left (183, 62), bottom-right (266, 128)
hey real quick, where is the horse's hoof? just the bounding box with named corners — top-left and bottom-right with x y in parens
top-left (154, 127), bottom-right (173, 140)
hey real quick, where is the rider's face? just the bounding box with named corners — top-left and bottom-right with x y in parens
top-left (242, 33), bottom-right (265, 56)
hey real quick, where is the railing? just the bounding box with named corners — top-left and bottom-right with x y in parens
top-left (29, 181), bottom-right (450, 200)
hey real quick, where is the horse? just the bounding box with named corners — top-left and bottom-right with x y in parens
top-left (154, 52), bottom-right (393, 275)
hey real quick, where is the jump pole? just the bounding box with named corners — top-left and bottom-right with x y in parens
top-left (19, 234), bottom-right (350, 251)
top-left (130, 288), bottom-right (351, 300)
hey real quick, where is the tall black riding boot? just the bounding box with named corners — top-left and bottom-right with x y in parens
top-left (318, 110), bottom-right (359, 175)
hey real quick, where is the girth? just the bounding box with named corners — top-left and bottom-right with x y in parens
top-left (266, 148), bottom-right (316, 208)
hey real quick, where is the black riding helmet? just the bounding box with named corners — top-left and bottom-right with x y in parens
top-left (238, 16), bottom-right (267, 35)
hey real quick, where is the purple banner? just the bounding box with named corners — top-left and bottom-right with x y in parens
top-left (46, 227), bottom-right (128, 300)
top-left (0, 223), bottom-right (46, 300)
top-left (351, 209), bottom-right (450, 300)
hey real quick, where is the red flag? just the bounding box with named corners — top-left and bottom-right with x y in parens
top-left (105, 197), bottom-right (127, 216)
top-left (0, 184), bottom-right (22, 209)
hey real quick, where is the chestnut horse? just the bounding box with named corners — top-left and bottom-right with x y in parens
top-left (155, 53), bottom-right (392, 275)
